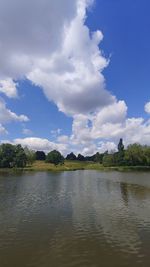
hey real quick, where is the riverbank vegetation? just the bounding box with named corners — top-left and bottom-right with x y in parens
top-left (0, 139), bottom-right (150, 171)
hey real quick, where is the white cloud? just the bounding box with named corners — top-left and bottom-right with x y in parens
top-left (71, 114), bottom-right (92, 144)
top-left (67, 101), bottom-right (150, 154)
top-left (0, 0), bottom-right (115, 116)
top-left (57, 135), bottom-right (69, 143)
top-left (0, 97), bottom-right (29, 136)
top-left (98, 141), bottom-right (117, 153)
top-left (92, 101), bottom-right (127, 127)
top-left (0, 79), bottom-right (18, 98)
top-left (0, 0), bottom-right (77, 79)
top-left (81, 143), bottom-right (97, 156)
top-left (28, 11), bottom-right (114, 115)
top-left (11, 137), bottom-right (69, 155)
top-left (145, 102), bottom-right (150, 114)
top-left (0, 98), bottom-right (29, 124)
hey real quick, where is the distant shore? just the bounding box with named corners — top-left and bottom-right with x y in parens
top-left (0, 160), bottom-right (150, 173)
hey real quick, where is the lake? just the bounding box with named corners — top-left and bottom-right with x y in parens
top-left (0, 170), bottom-right (150, 267)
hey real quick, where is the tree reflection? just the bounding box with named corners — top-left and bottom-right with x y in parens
top-left (120, 182), bottom-right (129, 206)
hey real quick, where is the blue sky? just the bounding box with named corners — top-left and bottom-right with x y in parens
top-left (86, 0), bottom-right (150, 118)
top-left (0, 0), bottom-right (150, 155)
top-left (5, 80), bottom-right (73, 140)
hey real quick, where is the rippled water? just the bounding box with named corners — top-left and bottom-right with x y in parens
top-left (0, 170), bottom-right (150, 267)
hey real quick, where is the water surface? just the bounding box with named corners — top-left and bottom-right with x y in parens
top-left (0, 170), bottom-right (150, 267)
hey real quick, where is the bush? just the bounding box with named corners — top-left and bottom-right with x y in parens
top-left (46, 150), bottom-right (64, 165)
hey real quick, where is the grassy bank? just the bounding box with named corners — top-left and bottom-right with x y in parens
top-left (14, 160), bottom-right (150, 172)
top-left (0, 160), bottom-right (150, 173)
top-left (24, 160), bottom-right (103, 171)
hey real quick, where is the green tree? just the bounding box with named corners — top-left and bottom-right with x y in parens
top-left (117, 138), bottom-right (125, 165)
top-left (124, 144), bottom-right (147, 166)
top-left (93, 152), bottom-right (104, 163)
top-left (46, 150), bottom-right (64, 165)
top-left (24, 147), bottom-right (36, 165)
top-left (103, 153), bottom-right (115, 167)
top-left (35, 151), bottom-right (46, 161)
top-left (14, 145), bottom-right (27, 168)
top-left (0, 143), bottom-right (27, 168)
top-left (77, 154), bottom-right (85, 161)
top-left (66, 152), bottom-right (77, 161)
top-left (118, 138), bottom-right (124, 152)
top-left (0, 144), bottom-right (15, 168)
top-left (143, 146), bottom-right (150, 166)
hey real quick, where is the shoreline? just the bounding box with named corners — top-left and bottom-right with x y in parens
top-left (0, 161), bottom-right (150, 173)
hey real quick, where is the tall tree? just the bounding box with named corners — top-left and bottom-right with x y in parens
top-left (14, 145), bottom-right (27, 168)
top-left (24, 147), bottom-right (36, 165)
top-left (117, 138), bottom-right (125, 165)
top-left (118, 138), bottom-right (124, 152)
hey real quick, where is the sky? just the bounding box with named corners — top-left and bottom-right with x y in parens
top-left (0, 0), bottom-right (150, 156)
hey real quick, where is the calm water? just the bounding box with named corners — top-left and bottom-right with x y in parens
top-left (0, 171), bottom-right (150, 267)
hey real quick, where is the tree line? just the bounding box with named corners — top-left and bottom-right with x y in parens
top-left (0, 139), bottom-right (150, 168)
top-left (103, 139), bottom-right (150, 167)
top-left (0, 145), bottom-right (65, 168)
top-left (65, 139), bottom-right (150, 167)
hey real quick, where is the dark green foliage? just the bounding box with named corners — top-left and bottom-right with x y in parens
top-left (103, 153), bottom-right (115, 167)
top-left (102, 139), bottom-right (150, 167)
top-left (0, 144), bottom-right (14, 168)
top-left (24, 147), bottom-right (36, 165)
top-left (93, 152), bottom-right (104, 163)
top-left (66, 152), bottom-right (77, 160)
top-left (117, 138), bottom-right (125, 165)
top-left (46, 150), bottom-right (64, 165)
top-left (35, 151), bottom-right (46, 160)
top-left (0, 144), bottom-right (27, 168)
top-left (118, 138), bottom-right (124, 152)
top-left (14, 145), bottom-right (27, 167)
top-left (124, 144), bottom-right (148, 166)
top-left (144, 146), bottom-right (150, 165)
top-left (84, 152), bottom-right (104, 163)
top-left (77, 154), bottom-right (85, 161)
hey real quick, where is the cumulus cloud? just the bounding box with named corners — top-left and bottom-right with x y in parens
top-left (0, 0), bottom-right (77, 79)
top-left (0, 79), bottom-right (18, 98)
top-left (92, 101), bottom-right (127, 127)
top-left (28, 10), bottom-right (115, 115)
top-left (0, 98), bottom-right (29, 135)
top-left (0, 0), bottom-right (115, 116)
top-left (0, 98), bottom-right (29, 124)
top-left (57, 135), bottom-right (69, 143)
top-left (145, 102), bottom-right (150, 114)
top-left (0, 0), bottom-right (149, 153)
top-left (71, 114), bottom-right (92, 144)
top-left (67, 101), bottom-right (150, 154)
top-left (98, 141), bottom-right (117, 153)
top-left (10, 137), bottom-right (69, 155)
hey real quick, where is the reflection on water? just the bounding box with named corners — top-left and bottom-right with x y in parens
top-left (120, 182), bottom-right (129, 205)
top-left (0, 170), bottom-right (150, 267)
